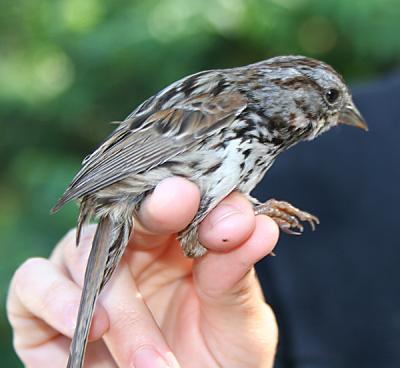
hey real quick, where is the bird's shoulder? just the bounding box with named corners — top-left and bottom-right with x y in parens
top-left (124, 69), bottom-right (248, 134)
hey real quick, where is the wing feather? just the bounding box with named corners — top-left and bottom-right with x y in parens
top-left (52, 90), bottom-right (247, 212)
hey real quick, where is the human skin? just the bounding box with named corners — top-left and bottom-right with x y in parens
top-left (7, 177), bottom-right (279, 367)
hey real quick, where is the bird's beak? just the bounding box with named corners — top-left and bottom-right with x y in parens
top-left (339, 103), bottom-right (368, 131)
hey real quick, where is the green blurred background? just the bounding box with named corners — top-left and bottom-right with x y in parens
top-left (1, 0), bottom-right (399, 365)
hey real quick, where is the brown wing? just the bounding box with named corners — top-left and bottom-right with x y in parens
top-left (52, 91), bottom-right (247, 211)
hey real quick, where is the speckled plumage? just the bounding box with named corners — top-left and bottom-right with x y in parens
top-left (53, 55), bottom-right (367, 368)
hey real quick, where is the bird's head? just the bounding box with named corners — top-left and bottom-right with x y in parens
top-left (247, 55), bottom-right (368, 145)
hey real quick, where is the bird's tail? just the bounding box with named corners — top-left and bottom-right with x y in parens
top-left (67, 215), bottom-right (132, 368)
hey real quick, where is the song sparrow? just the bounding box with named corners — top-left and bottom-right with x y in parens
top-left (52, 55), bottom-right (367, 367)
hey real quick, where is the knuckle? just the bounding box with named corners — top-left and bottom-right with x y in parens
top-left (231, 277), bottom-right (254, 304)
top-left (63, 225), bottom-right (95, 259)
top-left (12, 334), bottom-right (28, 358)
top-left (257, 306), bottom-right (279, 352)
top-left (12, 257), bottom-right (48, 293)
top-left (41, 279), bottom-right (71, 312)
top-left (65, 227), bottom-right (78, 242)
top-left (58, 228), bottom-right (78, 256)
top-left (15, 346), bottom-right (48, 368)
top-left (7, 258), bottom-right (49, 323)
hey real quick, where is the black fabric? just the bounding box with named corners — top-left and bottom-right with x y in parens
top-left (255, 72), bottom-right (400, 368)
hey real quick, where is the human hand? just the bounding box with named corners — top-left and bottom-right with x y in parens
top-left (7, 177), bottom-right (279, 367)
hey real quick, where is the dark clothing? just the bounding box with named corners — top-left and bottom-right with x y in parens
top-left (255, 72), bottom-right (400, 368)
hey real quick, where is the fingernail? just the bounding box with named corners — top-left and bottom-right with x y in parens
top-left (133, 347), bottom-right (170, 368)
top-left (209, 203), bottom-right (242, 228)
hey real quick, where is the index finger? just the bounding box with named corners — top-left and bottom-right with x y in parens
top-left (130, 176), bottom-right (200, 249)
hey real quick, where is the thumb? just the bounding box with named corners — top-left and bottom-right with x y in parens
top-left (192, 194), bottom-right (279, 358)
top-left (194, 212), bottom-right (279, 310)
top-left (194, 192), bottom-right (279, 302)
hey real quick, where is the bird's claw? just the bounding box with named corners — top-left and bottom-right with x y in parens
top-left (254, 199), bottom-right (319, 235)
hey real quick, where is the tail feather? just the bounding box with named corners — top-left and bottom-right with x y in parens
top-left (76, 199), bottom-right (93, 247)
top-left (67, 216), bottom-right (132, 368)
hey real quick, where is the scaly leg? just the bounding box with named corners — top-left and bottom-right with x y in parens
top-left (254, 198), bottom-right (319, 235)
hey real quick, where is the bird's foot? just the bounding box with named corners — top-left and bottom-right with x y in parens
top-left (254, 199), bottom-right (319, 235)
top-left (178, 226), bottom-right (208, 258)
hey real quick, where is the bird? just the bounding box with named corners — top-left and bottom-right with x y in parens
top-left (52, 55), bottom-right (367, 367)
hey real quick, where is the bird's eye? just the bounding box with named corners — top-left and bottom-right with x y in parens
top-left (325, 88), bottom-right (340, 104)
